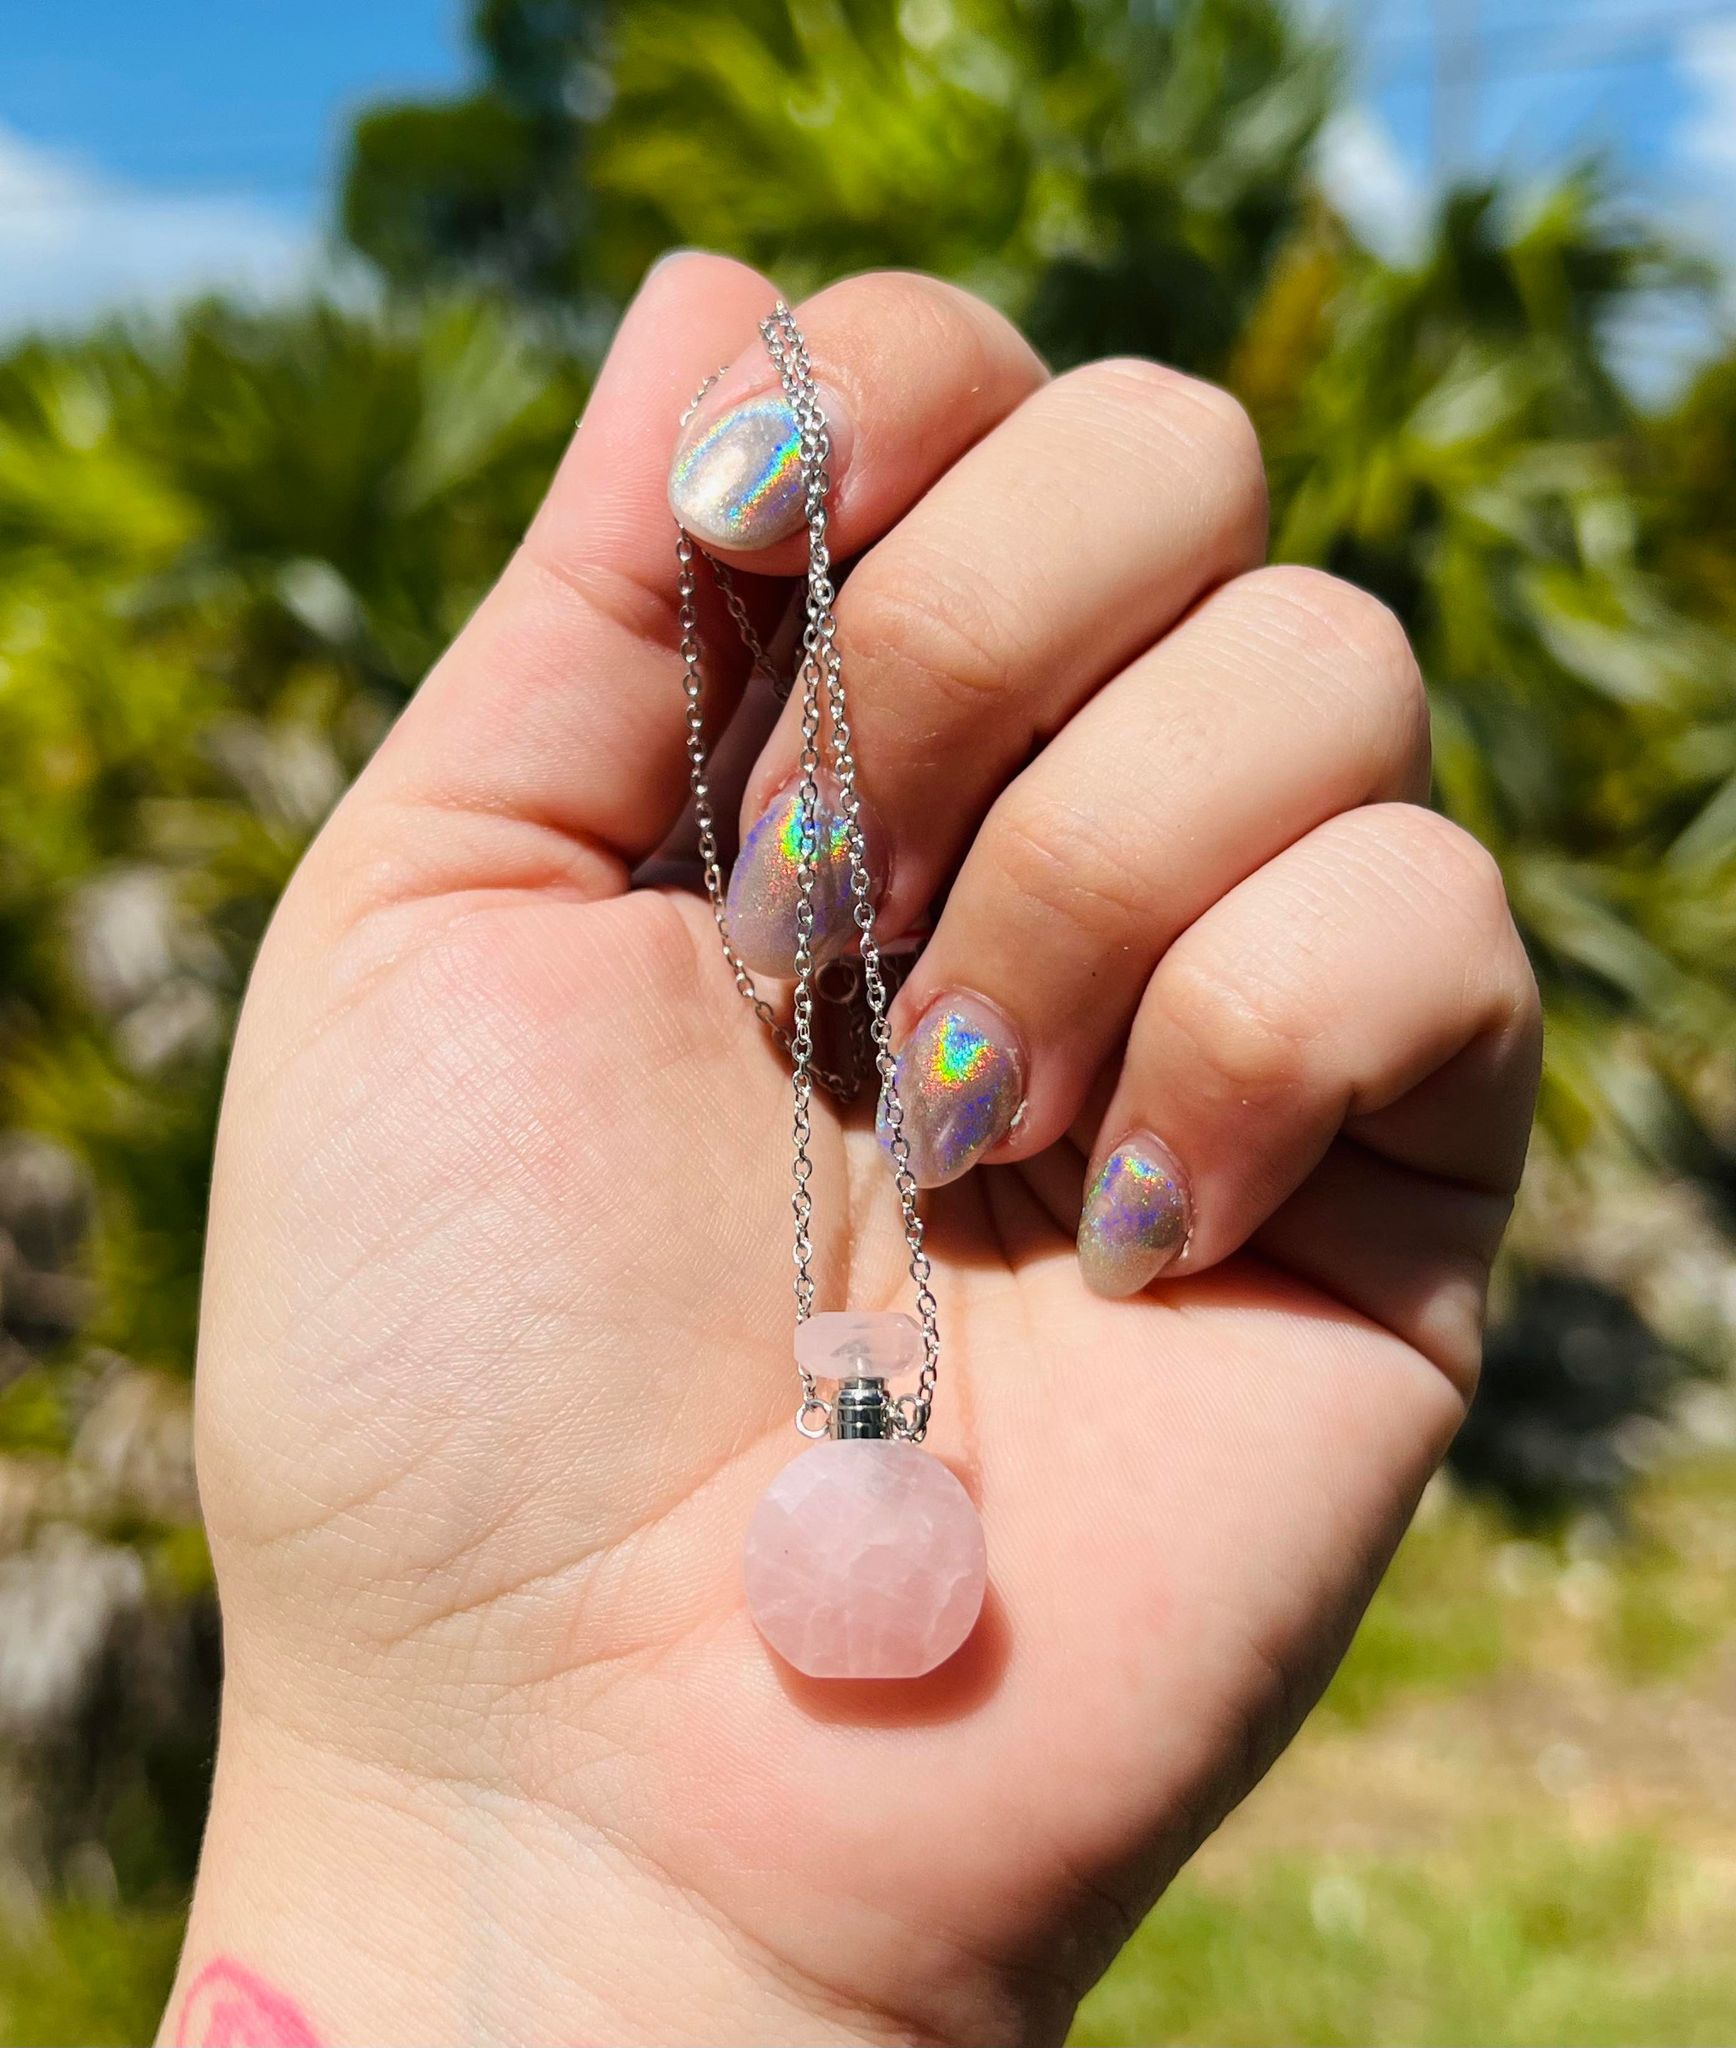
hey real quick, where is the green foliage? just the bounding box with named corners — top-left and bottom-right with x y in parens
top-left (0, 1906), bottom-right (183, 2048)
top-left (0, 298), bottom-right (584, 1371)
top-left (349, 0), bottom-right (1341, 374)
top-left (1075, 1831), bottom-right (1736, 2048)
top-left (609, 0), bottom-right (1339, 362)
top-left (1324, 1452), bottom-right (1734, 1728)
top-left (0, 1372), bottom-right (73, 1457)
top-left (1243, 186), bottom-right (1735, 1184)
top-left (1648, 349), bottom-right (1736, 636)
top-left (342, 1), bottom-right (607, 306)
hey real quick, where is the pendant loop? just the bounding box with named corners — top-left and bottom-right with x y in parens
top-left (795, 1396), bottom-right (832, 1439)
top-left (888, 1392), bottom-right (930, 1442)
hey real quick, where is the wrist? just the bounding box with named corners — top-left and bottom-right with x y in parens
top-left (166, 1711), bottom-right (893, 2048)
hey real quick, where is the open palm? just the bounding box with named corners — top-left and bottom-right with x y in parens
top-left (174, 258), bottom-right (1538, 2048)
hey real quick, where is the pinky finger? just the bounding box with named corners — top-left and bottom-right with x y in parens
top-left (1078, 804), bottom-right (1541, 1378)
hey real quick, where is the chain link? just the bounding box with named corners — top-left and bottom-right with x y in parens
top-left (674, 305), bottom-right (941, 1439)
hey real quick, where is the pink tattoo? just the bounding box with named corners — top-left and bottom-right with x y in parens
top-left (174, 1960), bottom-right (322, 2048)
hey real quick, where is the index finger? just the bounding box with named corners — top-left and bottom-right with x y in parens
top-left (324, 257), bottom-right (1048, 915)
top-left (669, 267), bottom-right (1048, 574)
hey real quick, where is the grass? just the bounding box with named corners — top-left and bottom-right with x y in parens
top-left (1077, 1831), bottom-right (1736, 2046)
top-left (0, 1908), bottom-right (183, 2048)
top-left (5, 1460), bottom-right (1735, 2046)
top-left (1074, 1458), bottom-right (1736, 2045)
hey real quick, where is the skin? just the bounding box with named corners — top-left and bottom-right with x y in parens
top-left (165, 256), bottom-right (1541, 2048)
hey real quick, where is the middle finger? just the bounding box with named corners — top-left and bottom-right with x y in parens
top-left (723, 352), bottom-right (1268, 972)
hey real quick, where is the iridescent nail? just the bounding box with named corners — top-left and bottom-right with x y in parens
top-left (669, 394), bottom-right (807, 549)
top-left (878, 996), bottom-right (1025, 1188)
top-left (725, 777), bottom-right (880, 976)
top-left (1077, 1135), bottom-right (1191, 1299)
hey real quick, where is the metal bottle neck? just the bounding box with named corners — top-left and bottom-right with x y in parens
top-left (829, 1377), bottom-right (892, 1439)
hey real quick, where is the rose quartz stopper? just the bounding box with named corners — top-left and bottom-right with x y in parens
top-left (744, 1440), bottom-right (987, 1679)
top-left (795, 1310), bottom-right (921, 1382)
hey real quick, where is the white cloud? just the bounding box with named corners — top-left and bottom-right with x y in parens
top-left (1315, 104), bottom-right (1428, 265)
top-left (1679, 18), bottom-right (1736, 181)
top-left (0, 124), bottom-right (318, 333)
top-left (1672, 18), bottom-right (1736, 349)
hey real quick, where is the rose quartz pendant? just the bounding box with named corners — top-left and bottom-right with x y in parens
top-left (745, 1314), bottom-right (986, 1680)
top-left (745, 1439), bottom-right (986, 1678)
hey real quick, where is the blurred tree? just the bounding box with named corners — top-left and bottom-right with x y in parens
top-left (595, 0), bottom-right (1339, 372)
top-left (343, 0), bottom-right (609, 310)
top-left (343, 0), bottom-right (1339, 374)
top-left (1647, 349), bottom-right (1736, 636)
top-left (1635, 356), bottom-right (1736, 1081)
top-left (1239, 186), bottom-right (1735, 1223)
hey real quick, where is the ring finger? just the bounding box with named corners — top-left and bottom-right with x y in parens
top-left (881, 565), bottom-right (1433, 1185)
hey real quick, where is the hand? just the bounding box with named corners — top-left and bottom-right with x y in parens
top-left (170, 257), bottom-right (1539, 2048)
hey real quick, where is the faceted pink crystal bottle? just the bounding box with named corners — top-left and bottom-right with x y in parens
top-left (744, 1313), bottom-right (987, 1679)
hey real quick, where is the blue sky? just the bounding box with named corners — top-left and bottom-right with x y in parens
top-left (1, 0), bottom-right (1731, 347)
top-left (1327, 0), bottom-right (1734, 260)
top-left (0, 0), bottom-right (461, 326)
top-left (1, 1), bottom-right (460, 204)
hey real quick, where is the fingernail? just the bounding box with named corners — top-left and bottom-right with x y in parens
top-left (878, 995), bottom-right (1025, 1188)
top-left (1078, 1134), bottom-right (1192, 1299)
top-left (725, 777), bottom-right (882, 976)
top-left (669, 393), bottom-right (809, 549)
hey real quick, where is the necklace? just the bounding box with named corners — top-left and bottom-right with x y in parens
top-left (676, 304), bottom-right (987, 1681)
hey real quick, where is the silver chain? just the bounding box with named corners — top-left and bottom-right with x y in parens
top-left (675, 304), bottom-right (940, 1440)
top-left (676, 373), bottom-right (852, 1102)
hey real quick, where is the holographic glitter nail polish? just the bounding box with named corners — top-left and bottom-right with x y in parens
top-left (725, 777), bottom-right (880, 977)
top-left (1077, 1135), bottom-right (1191, 1298)
top-left (669, 394), bottom-right (807, 549)
top-left (878, 996), bottom-right (1025, 1188)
